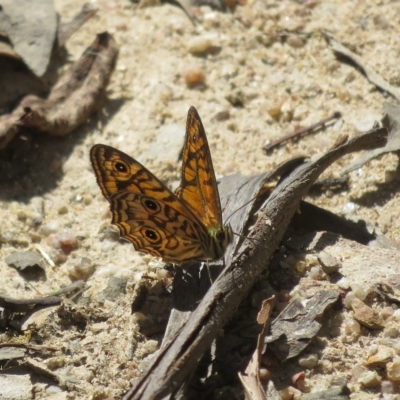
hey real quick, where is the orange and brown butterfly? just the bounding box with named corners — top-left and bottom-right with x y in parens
top-left (90, 106), bottom-right (233, 263)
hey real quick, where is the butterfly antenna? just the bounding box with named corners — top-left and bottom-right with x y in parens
top-left (233, 231), bottom-right (259, 247)
top-left (224, 185), bottom-right (274, 224)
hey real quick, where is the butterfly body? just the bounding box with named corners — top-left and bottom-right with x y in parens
top-left (90, 106), bottom-right (232, 263)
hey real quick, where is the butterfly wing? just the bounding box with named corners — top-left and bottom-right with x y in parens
top-left (90, 144), bottom-right (213, 262)
top-left (91, 144), bottom-right (182, 206)
top-left (110, 191), bottom-right (210, 262)
top-left (176, 106), bottom-right (223, 230)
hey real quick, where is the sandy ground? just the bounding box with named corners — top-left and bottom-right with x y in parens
top-left (1, 0), bottom-right (400, 399)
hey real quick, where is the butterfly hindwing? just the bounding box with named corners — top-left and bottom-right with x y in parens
top-left (110, 191), bottom-right (210, 262)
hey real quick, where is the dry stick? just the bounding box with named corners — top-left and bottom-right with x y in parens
top-left (0, 32), bottom-right (118, 150)
top-left (325, 34), bottom-right (400, 103)
top-left (123, 126), bottom-right (387, 400)
top-left (263, 111), bottom-right (342, 152)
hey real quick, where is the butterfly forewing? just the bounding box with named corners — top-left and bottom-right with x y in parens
top-left (176, 106), bottom-right (223, 230)
top-left (91, 145), bottom-right (190, 218)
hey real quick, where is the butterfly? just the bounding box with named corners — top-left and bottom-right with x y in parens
top-left (90, 106), bottom-right (233, 263)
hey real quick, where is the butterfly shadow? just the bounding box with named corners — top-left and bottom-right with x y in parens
top-left (0, 96), bottom-right (128, 203)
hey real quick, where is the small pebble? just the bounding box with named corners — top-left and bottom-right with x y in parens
top-left (351, 298), bottom-right (385, 329)
top-left (387, 358), bottom-right (400, 382)
top-left (353, 114), bottom-right (382, 133)
top-left (68, 257), bottom-right (95, 280)
top-left (286, 35), bottom-right (305, 48)
top-left (308, 265), bottom-right (325, 280)
top-left (47, 231), bottom-right (78, 255)
top-left (318, 252), bottom-right (341, 275)
top-left (344, 318), bottom-right (361, 335)
top-left (47, 356), bottom-right (66, 370)
top-left (142, 340), bottom-right (158, 355)
top-left (45, 385), bottom-right (63, 394)
top-left (188, 36), bottom-right (213, 55)
top-left (366, 346), bottom-right (392, 367)
top-left (337, 277), bottom-right (350, 290)
top-left (358, 370), bottom-right (382, 388)
top-left (385, 327), bottom-right (400, 338)
top-left (278, 386), bottom-right (302, 400)
top-left (101, 240), bottom-right (116, 252)
top-left (182, 65), bottom-right (205, 87)
top-left (381, 380), bottom-right (400, 395)
top-left (259, 368), bottom-right (270, 381)
top-left (298, 354), bottom-right (318, 368)
top-left (58, 205), bottom-right (68, 215)
top-left (351, 283), bottom-right (372, 301)
top-left (39, 221), bottom-right (60, 236)
top-left (342, 201), bottom-right (356, 215)
top-left (381, 307), bottom-right (395, 320)
top-left (345, 292), bottom-right (358, 310)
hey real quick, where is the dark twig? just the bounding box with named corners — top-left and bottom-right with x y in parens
top-left (263, 112), bottom-right (342, 153)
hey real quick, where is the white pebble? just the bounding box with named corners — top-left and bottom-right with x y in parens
top-left (337, 277), bottom-right (350, 290)
top-left (101, 240), bottom-right (116, 252)
top-left (342, 201), bottom-right (356, 215)
top-left (188, 36), bottom-right (213, 54)
top-left (39, 221), bottom-right (60, 236)
top-left (344, 318), bottom-right (361, 335)
top-left (351, 283), bottom-right (372, 301)
top-left (344, 291), bottom-right (356, 309)
top-left (308, 265), bottom-right (325, 280)
top-left (298, 354), bottom-right (318, 368)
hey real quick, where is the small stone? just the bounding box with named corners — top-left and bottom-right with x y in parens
top-left (279, 386), bottom-right (302, 400)
top-left (57, 205), bottom-right (68, 214)
top-left (354, 114), bottom-right (382, 133)
top-left (10, 235), bottom-right (30, 247)
top-left (308, 265), bottom-right (325, 280)
top-left (94, 276), bottom-right (127, 302)
top-left (46, 385), bottom-right (63, 394)
top-left (214, 110), bottom-right (230, 121)
top-left (381, 307), bottom-right (394, 320)
top-left (381, 380), bottom-right (400, 395)
top-left (39, 221), bottom-right (60, 236)
top-left (47, 356), bottom-right (66, 370)
top-left (286, 35), bottom-right (305, 48)
top-left (101, 240), bottom-right (116, 252)
top-left (188, 36), bottom-right (214, 55)
top-left (182, 65), bottom-right (205, 87)
top-left (366, 347), bottom-right (393, 367)
top-left (358, 370), bottom-right (382, 388)
top-left (344, 318), bottom-right (361, 335)
top-left (142, 340), bottom-right (158, 356)
top-left (21, 306), bottom-right (58, 331)
top-left (17, 210), bottom-right (27, 221)
top-left (387, 358), bottom-right (400, 382)
top-left (337, 277), bottom-right (350, 290)
top-left (47, 231), bottom-right (78, 255)
top-left (99, 225), bottom-right (120, 242)
top-left (351, 283), bottom-right (372, 301)
top-left (385, 327), bottom-right (400, 338)
top-left (351, 298), bottom-right (385, 330)
top-left (298, 354), bottom-right (318, 368)
top-left (68, 257), bottom-right (95, 280)
top-left (225, 89), bottom-right (245, 107)
top-left (317, 252), bottom-right (341, 274)
top-left (344, 291), bottom-right (356, 309)
top-left (5, 251), bottom-right (43, 271)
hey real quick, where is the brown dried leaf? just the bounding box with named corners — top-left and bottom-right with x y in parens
top-left (266, 290), bottom-right (339, 361)
top-left (238, 297), bottom-right (274, 400)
